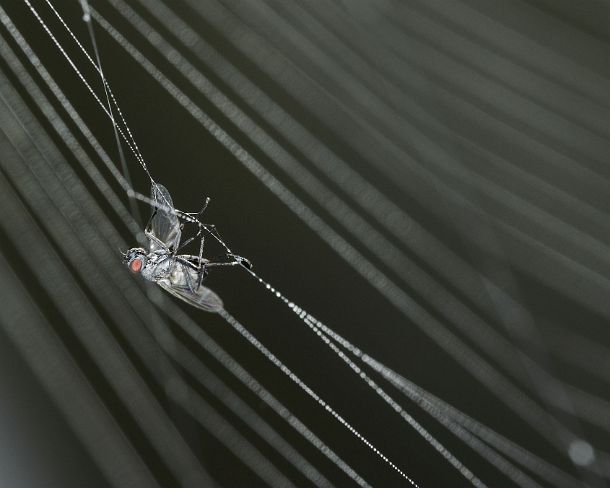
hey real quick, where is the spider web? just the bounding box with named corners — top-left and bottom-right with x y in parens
top-left (0, 1), bottom-right (608, 487)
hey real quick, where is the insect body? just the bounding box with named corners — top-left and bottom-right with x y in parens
top-left (124, 184), bottom-right (249, 313)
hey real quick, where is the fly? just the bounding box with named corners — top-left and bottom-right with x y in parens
top-left (123, 183), bottom-right (250, 313)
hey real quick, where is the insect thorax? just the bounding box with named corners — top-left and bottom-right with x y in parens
top-left (141, 251), bottom-right (174, 282)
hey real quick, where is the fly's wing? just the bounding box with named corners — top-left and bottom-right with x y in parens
top-left (157, 261), bottom-right (224, 313)
top-left (158, 282), bottom-right (224, 313)
top-left (149, 183), bottom-right (181, 251)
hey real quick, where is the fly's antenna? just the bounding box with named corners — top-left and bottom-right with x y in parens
top-left (119, 247), bottom-right (129, 261)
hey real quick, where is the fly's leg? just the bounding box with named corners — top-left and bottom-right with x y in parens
top-left (181, 230), bottom-right (207, 290)
top-left (197, 223), bottom-right (250, 267)
top-left (145, 208), bottom-right (157, 234)
top-left (145, 229), bottom-right (168, 252)
top-left (231, 254), bottom-right (252, 269)
top-left (174, 255), bottom-right (207, 292)
top-left (174, 260), bottom-right (198, 294)
top-left (206, 253), bottom-right (252, 269)
top-left (196, 231), bottom-right (206, 290)
top-left (185, 196), bottom-right (210, 217)
top-left (205, 261), bottom-right (239, 268)
top-left (128, 188), bottom-right (248, 268)
top-left (131, 186), bottom-right (223, 253)
top-left (191, 223), bottom-right (228, 252)
top-left (202, 224), bottom-right (222, 245)
top-left (184, 262), bottom-right (196, 293)
top-left (200, 223), bottom-right (251, 269)
top-left (173, 227), bottom-right (202, 256)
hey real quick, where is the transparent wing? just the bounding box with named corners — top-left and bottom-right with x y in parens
top-left (149, 183), bottom-right (181, 251)
top-left (157, 260), bottom-right (223, 313)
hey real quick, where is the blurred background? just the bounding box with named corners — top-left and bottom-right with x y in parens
top-left (0, 1), bottom-right (609, 486)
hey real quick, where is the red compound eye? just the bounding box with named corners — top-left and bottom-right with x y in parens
top-left (130, 258), bottom-right (143, 273)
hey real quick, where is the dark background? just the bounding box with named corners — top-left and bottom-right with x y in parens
top-left (0, 1), bottom-right (609, 487)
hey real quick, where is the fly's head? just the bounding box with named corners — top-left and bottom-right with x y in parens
top-left (123, 247), bottom-right (148, 274)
